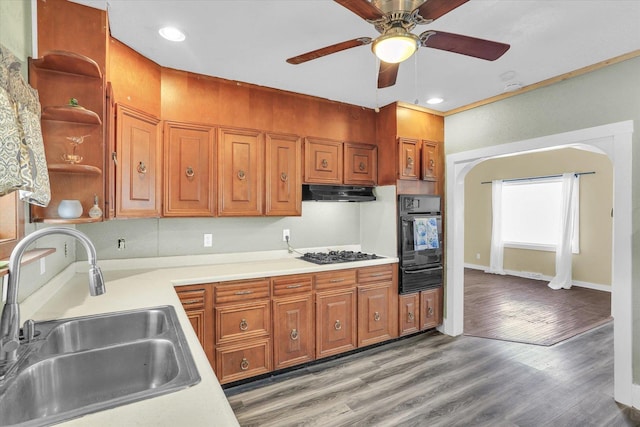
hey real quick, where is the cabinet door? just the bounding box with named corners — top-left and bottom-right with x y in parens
top-left (218, 127), bottom-right (264, 216)
top-left (421, 140), bottom-right (439, 182)
top-left (304, 137), bottom-right (343, 184)
top-left (420, 287), bottom-right (443, 330)
top-left (357, 283), bottom-right (394, 347)
top-left (399, 293), bottom-right (420, 336)
top-left (316, 289), bottom-right (356, 359)
top-left (265, 133), bottom-right (301, 216)
top-left (273, 295), bottom-right (314, 370)
top-left (115, 104), bottom-right (161, 217)
top-left (176, 284), bottom-right (214, 367)
top-left (164, 122), bottom-right (216, 216)
top-left (344, 143), bottom-right (377, 186)
top-left (398, 137), bottom-right (419, 180)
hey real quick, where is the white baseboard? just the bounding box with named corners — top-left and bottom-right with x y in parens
top-left (463, 263), bottom-right (611, 293)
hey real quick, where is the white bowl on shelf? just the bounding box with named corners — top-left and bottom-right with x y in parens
top-left (58, 200), bottom-right (83, 219)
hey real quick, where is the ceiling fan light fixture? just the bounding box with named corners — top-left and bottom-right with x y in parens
top-left (372, 29), bottom-right (419, 64)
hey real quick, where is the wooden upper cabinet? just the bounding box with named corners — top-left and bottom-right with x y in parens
top-left (265, 133), bottom-right (302, 216)
top-left (163, 122), bottom-right (216, 216)
top-left (344, 143), bottom-right (377, 186)
top-left (304, 137), bottom-right (343, 184)
top-left (218, 128), bottom-right (264, 216)
top-left (114, 104), bottom-right (161, 218)
top-left (421, 140), bottom-right (440, 183)
top-left (398, 137), bottom-right (419, 180)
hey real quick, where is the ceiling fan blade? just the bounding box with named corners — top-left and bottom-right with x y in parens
top-left (416, 0), bottom-right (470, 22)
top-left (378, 61), bottom-right (399, 88)
top-left (421, 31), bottom-right (510, 61)
top-left (286, 37), bottom-right (372, 65)
top-left (334, 0), bottom-right (385, 21)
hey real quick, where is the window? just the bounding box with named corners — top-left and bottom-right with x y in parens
top-left (500, 177), bottom-right (579, 253)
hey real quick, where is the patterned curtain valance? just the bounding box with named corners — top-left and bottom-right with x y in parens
top-left (0, 43), bottom-right (50, 207)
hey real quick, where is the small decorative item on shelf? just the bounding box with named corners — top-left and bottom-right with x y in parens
top-left (88, 194), bottom-right (103, 219)
top-left (68, 97), bottom-right (80, 107)
top-left (61, 134), bottom-right (90, 164)
top-left (58, 199), bottom-right (83, 219)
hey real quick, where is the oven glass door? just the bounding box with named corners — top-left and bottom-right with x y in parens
top-left (400, 215), bottom-right (443, 268)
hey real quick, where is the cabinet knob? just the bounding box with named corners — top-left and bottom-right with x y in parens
top-left (237, 170), bottom-right (246, 180)
top-left (290, 328), bottom-right (299, 340)
top-left (429, 159), bottom-right (435, 169)
top-left (321, 159), bottom-right (328, 168)
top-left (428, 307), bottom-right (434, 316)
top-left (408, 312), bottom-right (415, 322)
top-left (334, 320), bottom-right (342, 331)
top-left (185, 166), bottom-right (195, 178)
top-left (407, 156), bottom-right (414, 167)
top-left (240, 358), bottom-right (249, 371)
top-left (359, 162), bottom-right (366, 171)
top-left (137, 161), bottom-right (147, 174)
top-left (239, 318), bottom-right (249, 331)
top-left (373, 311), bottom-right (381, 322)
top-left (280, 172), bottom-right (288, 182)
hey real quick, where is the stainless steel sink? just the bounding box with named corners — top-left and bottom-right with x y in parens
top-left (0, 306), bottom-right (200, 427)
top-left (37, 307), bottom-right (169, 355)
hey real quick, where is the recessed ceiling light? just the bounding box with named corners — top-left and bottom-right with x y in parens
top-left (426, 97), bottom-right (444, 105)
top-left (159, 27), bottom-right (186, 42)
top-left (504, 82), bottom-right (523, 92)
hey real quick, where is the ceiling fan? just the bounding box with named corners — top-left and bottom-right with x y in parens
top-left (286, 0), bottom-right (510, 89)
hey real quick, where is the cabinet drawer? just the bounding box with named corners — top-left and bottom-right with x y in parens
top-left (215, 338), bottom-right (271, 384)
top-left (358, 264), bottom-right (393, 284)
top-left (272, 274), bottom-right (313, 296)
top-left (215, 301), bottom-right (270, 344)
top-left (176, 289), bottom-right (206, 310)
top-left (314, 269), bottom-right (357, 291)
top-left (215, 278), bottom-right (270, 304)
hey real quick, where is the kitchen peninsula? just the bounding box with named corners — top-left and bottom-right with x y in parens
top-left (20, 250), bottom-right (397, 426)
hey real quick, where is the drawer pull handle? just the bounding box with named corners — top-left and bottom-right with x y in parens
top-left (237, 169), bottom-right (246, 180)
top-left (371, 273), bottom-right (384, 277)
top-left (359, 161), bottom-right (366, 171)
top-left (280, 172), bottom-right (288, 182)
top-left (286, 284), bottom-right (303, 289)
top-left (321, 159), bottom-right (328, 168)
top-left (234, 290), bottom-right (253, 295)
top-left (428, 307), bottom-right (434, 316)
top-left (239, 319), bottom-right (249, 331)
top-left (185, 166), bottom-right (195, 178)
top-left (334, 320), bottom-right (342, 331)
top-left (290, 328), bottom-right (299, 340)
top-left (408, 312), bottom-right (415, 321)
top-left (373, 311), bottom-right (381, 322)
top-left (181, 299), bottom-right (201, 305)
top-left (240, 358), bottom-right (249, 371)
top-left (329, 278), bottom-right (345, 283)
top-left (137, 161), bottom-right (147, 174)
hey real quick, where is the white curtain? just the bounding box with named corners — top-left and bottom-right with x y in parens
top-left (548, 173), bottom-right (578, 290)
top-left (487, 180), bottom-right (506, 275)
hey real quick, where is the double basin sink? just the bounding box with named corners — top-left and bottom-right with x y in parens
top-left (0, 306), bottom-right (200, 426)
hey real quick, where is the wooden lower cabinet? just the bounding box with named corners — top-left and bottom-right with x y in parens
top-left (273, 295), bottom-right (314, 369)
top-left (357, 282), bottom-right (396, 347)
top-left (399, 292), bottom-right (420, 336)
top-left (215, 338), bottom-right (271, 384)
top-left (420, 287), bottom-right (443, 330)
top-left (315, 288), bottom-right (357, 359)
top-left (175, 284), bottom-right (214, 366)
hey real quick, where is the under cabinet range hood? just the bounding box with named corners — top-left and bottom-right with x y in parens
top-left (302, 184), bottom-right (376, 202)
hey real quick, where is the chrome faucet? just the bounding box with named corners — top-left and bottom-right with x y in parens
top-left (0, 227), bottom-right (106, 365)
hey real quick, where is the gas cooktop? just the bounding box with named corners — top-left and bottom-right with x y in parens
top-left (300, 250), bottom-right (382, 265)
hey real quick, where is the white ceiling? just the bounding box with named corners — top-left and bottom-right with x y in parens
top-left (69, 0), bottom-right (640, 113)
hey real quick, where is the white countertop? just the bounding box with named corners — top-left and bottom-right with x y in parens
top-left (19, 251), bottom-right (398, 426)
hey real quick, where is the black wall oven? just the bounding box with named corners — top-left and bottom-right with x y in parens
top-left (398, 194), bottom-right (443, 294)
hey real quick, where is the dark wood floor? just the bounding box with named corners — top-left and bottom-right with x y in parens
top-left (226, 322), bottom-right (640, 426)
top-left (464, 268), bottom-right (612, 346)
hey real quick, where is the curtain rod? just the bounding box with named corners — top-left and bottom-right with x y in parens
top-left (480, 171), bottom-right (595, 185)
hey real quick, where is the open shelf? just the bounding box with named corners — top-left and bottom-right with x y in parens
top-left (32, 217), bottom-right (102, 224)
top-left (0, 248), bottom-right (56, 278)
top-left (30, 50), bottom-right (102, 79)
top-left (48, 163), bottom-right (102, 175)
top-left (42, 106), bottom-right (102, 125)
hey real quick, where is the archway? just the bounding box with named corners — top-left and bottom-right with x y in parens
top-left (443, 121), bottom-right (633, 405)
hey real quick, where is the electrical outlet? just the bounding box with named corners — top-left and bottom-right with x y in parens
top-left (204, 233), bottom-right (213, 247)
top-left (117, 238), bottom-right (126, 251)
top-left (40, 258), bottom-right (46, 275)
top-left (282, 229), bottom-right (290, 242)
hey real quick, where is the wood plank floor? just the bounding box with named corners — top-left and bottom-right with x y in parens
top-left (226, 322), bottom-right (640, 426)
top-left (464, 269), bottom-right (612, 346)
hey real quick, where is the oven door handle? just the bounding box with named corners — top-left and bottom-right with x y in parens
top-left (404, 266), bottom-right (443, 274)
